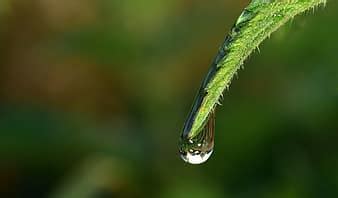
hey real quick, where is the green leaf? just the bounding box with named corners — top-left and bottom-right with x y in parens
top-left (188, 0), bottom-right (327, 138)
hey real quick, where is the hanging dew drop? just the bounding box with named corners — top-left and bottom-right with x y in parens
top-left (179, 112), bottom-right (215, 164)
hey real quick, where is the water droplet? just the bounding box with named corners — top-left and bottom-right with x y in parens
top-left (179, 112), bottom-right (215, 164)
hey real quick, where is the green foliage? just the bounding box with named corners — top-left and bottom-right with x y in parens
top-left (190, 0), bottom-right (327, 138)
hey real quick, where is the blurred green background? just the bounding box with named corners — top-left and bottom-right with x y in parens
top-left (0, 0), bottom-right (337, 197)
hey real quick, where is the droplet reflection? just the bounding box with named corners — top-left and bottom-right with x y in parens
top-left (179, 112), bottom-right (215, 164)
top-left (180, 149), bottom-right (213, 164)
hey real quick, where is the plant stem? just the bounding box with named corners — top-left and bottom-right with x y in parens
top-left (188, 0), bottom-right (326, 138)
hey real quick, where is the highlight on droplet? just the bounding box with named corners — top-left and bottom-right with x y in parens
top-left (179, 112), bottom-right (215, 164)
